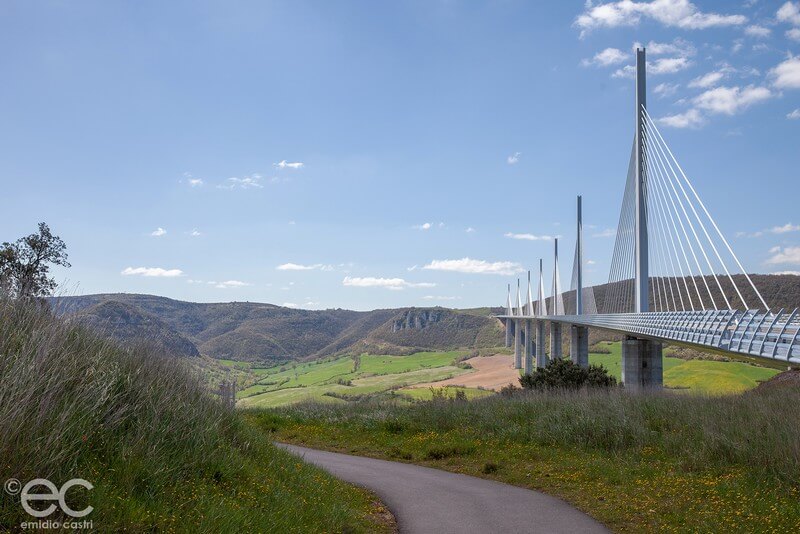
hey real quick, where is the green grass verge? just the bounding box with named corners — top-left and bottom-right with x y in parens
top-left (259, 385), bottom-right (800, 533)
top-left (0, 298), bottom-right (392, 532)
top-left (398, 386), bottom-right (495, 401)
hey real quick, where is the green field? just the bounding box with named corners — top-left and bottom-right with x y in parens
top-left (589, 341), bottom-right (780, 394)
top-left (237, 351), bottom-right (476, 408)
top-left (234, 343), bottom-right (781, 408)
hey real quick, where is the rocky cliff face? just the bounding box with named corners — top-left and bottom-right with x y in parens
top-left (392, 309), bottom-right (443, 332)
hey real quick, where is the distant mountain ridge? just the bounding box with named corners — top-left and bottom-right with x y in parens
top-left (53, 294), bottom-right (504, 362)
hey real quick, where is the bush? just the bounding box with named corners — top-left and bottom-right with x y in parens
top-left (519, 358), bottom-right (617, 390)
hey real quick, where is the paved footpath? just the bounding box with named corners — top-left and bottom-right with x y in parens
top-left (278, 443), bottom-right (609, 534)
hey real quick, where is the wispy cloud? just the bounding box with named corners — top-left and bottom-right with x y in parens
top-left (771, 223), bottom-right (800, 234)
top-left (507, 152), bottom-right (521, 164)
top-left (413, 222), bottom-right (432, 230)
top-left (465, 227), bottom-right (476, 233)
top-left (773, 270), bottom-right (800, 276)
top-left (659, 108), bottom-right (706, 129)
top-left (183, 172), bottom-right (204, 187)
top-left (215, 280), bottom-right (250, 289)
top-left (276, 263), bottom-right (333, 271)
top-left (575, 0), bottom-right (746, 38)
top-left (121, 267), bottom-right (183, 277)
top-left (766, 246), bottom-right (800, 265)
top-left (218, 174), bottom-right (263, 189)
top-left (745, 24), bottom-right (771, 38)
top-left (274, 160), bottom-right (304, 169)
top-left (342, 276), bottom-right (435, 290)
top-left (788, 28), bottom-right (800, 42)
top-left (150, 227), bottom-right (167, 237)
top-left (190, 229), bottom-right (202, 237)
top-left (422, 295), bottom-right (460, 301)
top-left (423, 258), bottom-right (523, 276)
top-left (582, 47), bottom-right (630, 67)
top-left (592, 228), bottom-right (616, 238)
top-left (612, 56), bottom-right (692, 78)
top-left (653, 82), bottom-right (680, 97)
top-left (788, 108), bottom-right (800, 119)
top-left (693, 85), bottom-right (773, 115)
top-left (504, 232), bottom-right (552, 241)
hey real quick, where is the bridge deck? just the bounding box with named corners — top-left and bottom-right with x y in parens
top-left (497, 310), bottom-right (800, 365)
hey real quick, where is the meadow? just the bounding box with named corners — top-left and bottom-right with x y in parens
top-left (232, 341), bottom-right (781, 409)
top-left (260, 384), bottom-right (800, 532)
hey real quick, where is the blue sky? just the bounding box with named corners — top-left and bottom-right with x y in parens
top-left (1, 0), bottom-right (799, 310)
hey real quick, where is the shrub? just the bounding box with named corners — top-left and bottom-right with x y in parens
top-left (519, 358), bottom-right (617, 390)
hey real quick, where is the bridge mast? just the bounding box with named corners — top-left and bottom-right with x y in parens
top-left (576, 195), bottom-right (583, 315)
top-left (634, 47), bottom-right (649, 313)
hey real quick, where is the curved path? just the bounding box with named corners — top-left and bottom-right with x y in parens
top-left (278, 443), bottom-right (608, 534)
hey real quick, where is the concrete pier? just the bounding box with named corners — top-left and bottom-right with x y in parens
top-left (514, 320), bottom-right (522, 369)
top-left (505, 319), bottom-right (513, 348)
top-left (550, 322), bottom-right (562, 359)
top-left (535, 320), bottom-right (547, 368)
top-left (570, 325), bottom-right (589, 368)
top-left (524, 319), bottom-right (534, 375)
top-left (621, 336), bottom-right (663, 391)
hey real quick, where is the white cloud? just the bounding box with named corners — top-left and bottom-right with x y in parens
top-left (190, 229), bottom-right (202, 237)
top-left (788, 108), bottom-right (800, 119)
top-left (787, 28), bottom-right (800, 42)
top-left (632, 38), bottom-right (696, 58)
top-left (583, 47), bottom-right (630, 66)
top-left (612, 56), bottom-right (691, 78)
top-left (276, 263), bottom-right (333, 271)
top-left (745, 25), bottom-right (771, 38)
top-left (466, 227), bottom-right (475, 233)
top-left (422, 295), bottom-right (460, 301)
top-left (693, 85), bottom-right (773, 115)
top-left (592, 228), bottom-right (617, 238)
top-left (587, 260), bottom-right (597, 265)
top-left (215, 280), bottom-right (250, 289)
top-left (658, 108), bottom-right (706, 128)
top-left (770, 56), bottom-right (800, 89)
top-left (773, 270), bottom-right (800, 275)
top-left (183, 172), bottom-right (204, 187)
top-left (407, 265), bottom-right (418, 271)
top-left (283, 302), bottom-right (298, 308)
top-left (688, 70), bottom-right (726, 89)
top-left (653, 82), bottom-right (680, 97)
top-left (342, 276), bottom-right (435, 290)
top-left (766, 246), bottom-right (800, 265)
top-left (771, 223), bottom-right (800, 234)
top-left (121, 267), bottom-right (183, 277)
top-left (504, 232), bottom-right (552, 241)
top-left (575, 0), bottom-right (746, 37)
top-left (422, 258), bottom-right (523, 276)
top-left (150, 227), bottom-right (167, 237)
top-left (777, 2), bottom-right (800, 26)
top-left (274, 160), bottom-right (304, 169)
top-left (413, 222), bottom-right (432, 230)
top-left (507, 152), bottom-right (521, 164)
top-left (218, 174), bottom-right (263, 189)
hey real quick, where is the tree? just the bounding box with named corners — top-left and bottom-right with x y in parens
top-left (0, 223), bottom-right (70, 298)
top-left (519, 358), bottom-right (617, 390)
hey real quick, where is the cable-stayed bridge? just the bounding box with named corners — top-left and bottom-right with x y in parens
top-left (498, 48), bottom-right (800, 390)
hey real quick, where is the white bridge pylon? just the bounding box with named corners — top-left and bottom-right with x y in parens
top-left (498, 47), bottom-right (800, 381)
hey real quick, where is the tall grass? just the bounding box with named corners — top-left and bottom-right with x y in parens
top-left (273, 385), bottom-right (800, 484)
top-left (0, 298), bottom-right (388, 531)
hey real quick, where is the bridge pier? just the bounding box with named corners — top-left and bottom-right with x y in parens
top-left (535, 320), bottom-right (547, 368)
top-left (513, 320), bottom-right (522, 369)
top-left (570, 325), bottom-right (589, 368)
top-left (524, 319), bottom-right (534, 375)
top-left (621, 336), bottom-right (663, 391)
top-left (504, 318), bottom-right (512, 347)
top-left (550, 322), bottom-right (562, 359)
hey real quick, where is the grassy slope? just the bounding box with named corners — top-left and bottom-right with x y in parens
top-left (262, 387), bottom-right (800, 533)
top-left (0, 299), bottom-right (391, 532)
top-left (589, 341), bottom-right (780, 394)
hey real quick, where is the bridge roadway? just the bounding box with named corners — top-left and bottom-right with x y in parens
top-left (498, 310), bottom-right (800, 365)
